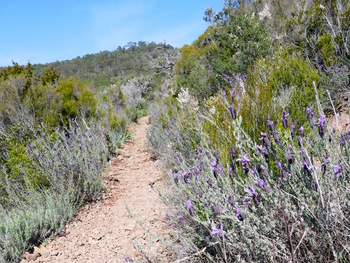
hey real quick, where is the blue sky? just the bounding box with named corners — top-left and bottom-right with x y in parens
top-left (0, 0), bottom-right (223, 67)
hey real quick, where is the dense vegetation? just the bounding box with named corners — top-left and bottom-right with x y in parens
top-left (32, 41), bottom-right (176, 89)
top-left (148, 0), bottom-right (350, 262)
top-left (0, 42), bottom-right (176, 262)
top-left (2, 0), bottom-right (350, 262)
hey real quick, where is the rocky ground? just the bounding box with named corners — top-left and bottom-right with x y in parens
top-left (22, 116), bottom-right (172, 263)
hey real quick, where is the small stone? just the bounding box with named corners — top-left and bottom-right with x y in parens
top-left (23, 251), bottom-right (41, 261)
top-left (50, 250), bottom-right (59, 257)
top-left (117, 155), bottom-right (124, 161)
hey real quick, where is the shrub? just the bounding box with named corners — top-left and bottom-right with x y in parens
top-left (285, 0), bottom-right (350, 68)
top-left (0, 120), bottom-right (108, 262)
top-left (174, 6), bottom-right (271, 102)
top-left (150, 92), bottom-right (350, 262)
top-left (241, 49), bottom-right (321, 141)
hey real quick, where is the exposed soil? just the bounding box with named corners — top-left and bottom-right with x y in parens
top-left (22, 116), bottom-right (171, 263)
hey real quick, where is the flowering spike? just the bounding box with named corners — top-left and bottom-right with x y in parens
top-left (315, 114), bottom-right (326, 137)
top-left (290, 121), bottom-right (296, 137)
top-left (273, 131), bottom-right (280, 143)
top-left (213, 204), bottom-right (222, 215)
top-left (228, 195), bottom-right (235, 206)
top-left (172, 173), bottom-right (178, 185)
top-left (260, 132), bottom-right (270, 146)
top-left (228, 106), bottom-right (237, 119)
top-left (186, 200), bottom-right (194, 216)
top-left (210, 162), bottom-right (218, 178)
top-left (237, 154), bottom-right (250, 174)
top-left (211, 223), bottom-right (224, 237)
top-left (236, 205), bottom-right (244, 221)
top-left (282, 110), bottom-right (289, 129)
top-left (230, 89), bottom-right (236, 104)
top-left (267, 116), bottom-right (275, 132)
top-left (333, 165), bottom-right (342, 179)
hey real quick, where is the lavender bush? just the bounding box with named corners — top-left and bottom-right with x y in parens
top-left (0, 119), bottom-right (108, 262)
top-left (149, 90), bottom-right (350, 262)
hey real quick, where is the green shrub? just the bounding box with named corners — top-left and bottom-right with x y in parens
top-left (285, 0), bottom-right (350, 67)
top-left (4, 140), bottom-right (48, 189)
top-left (241, 49), bottom-right (321, 141)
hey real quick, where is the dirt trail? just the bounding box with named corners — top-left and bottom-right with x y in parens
top-left (22, 116), bottom-right (171, 263)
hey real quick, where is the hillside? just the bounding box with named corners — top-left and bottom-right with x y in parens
top-left (32, 41), bottom-right (177, 88)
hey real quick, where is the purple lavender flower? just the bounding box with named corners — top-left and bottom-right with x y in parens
top-left (205, 200), bottom-right (211, 207)
top-left (256, 145), bottom-right (269, 163)
top-left (177, 215), bottom-right (183, 222)
top-left (183, 172), bottom-right (192, 183)
top-left (213, 204), bottom-right (222, 215)
top-left (299, 126), bottom-right (304, 137)
top-left (260, 132), bottom-right (270, 147)
top-left (68, 162), bottom-right (74, 170)
top-left (211, 223), bottom-right (224, 237)
top-left (287, 152), bottom-right (295, 164)
top-left (18, 132), bottom-right (23, 143)
top-left (290, 121), bottom-right (296, 137)
top-left (276, 162), bottom-right (283, 177)
top-left (173, 173), bottom-right (179, 185)
top-left (198, 188), bottom-right (203, 198)
top-left (245, 186), bottom-right (256, 195)
top-left (307, 108), bottom-right (315, 127)
top-left (228, 195), bottom-right (235, 206)
top-left (245, 186), bottom-right (260, 205)
top-left (228, 167), bottom-right (234, 179)
top-left (257, 178), bottom-right (265, 187)
top-left (255, 145), bottom-right (264, 152)
top-left (186, 200), bottom-right (194, 216)
top-left (321, 154), bottom-right (329, 174)
top-left (204, 177), bottom-right (212, 187)
top-left (315, 114), bottom-right (326, 137)
top-left (177, 152), bottom-right (183, 163)
top-left (245, 196), bottom-right (253, 209)
top-left (302, 159), bottom-right (311, 175)
top-left (282, 110), bottom-right (289, 129)
top-left (273, 131), bottom-right (280, 143)
top-left (256, 163), bottom-right (262, 174)
top-left (307, 108), bottom-right (313, 119)
top-left (262, 167), bottom-right (269, 177)
top-left (199, 159), bottom-right (204, 171)
top-left (149, 182), bottom-right (153, 188)
top-left (230, 89), bottom-right (236, 103)
top-left (228, 106), bottom-right (237, 119)
top-left (210, 161), bottom-right (218, 178)
top-left (206, 150), bottom-right (212, 160)
top-left (333, 165), bottom-right (342, 179)
top-left (237, 154), bottom-right (250, 174)
top-left (267, 116), bottom-right (275, 132)
top-left (236, 205), bottom-right (244, 221)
